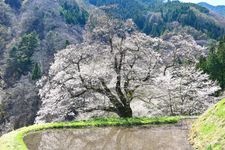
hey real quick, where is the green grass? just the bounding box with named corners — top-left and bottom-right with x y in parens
top-left (0, 117), bottom-right (180, 150)
top-left (190, 98), bottom-right (225, 150)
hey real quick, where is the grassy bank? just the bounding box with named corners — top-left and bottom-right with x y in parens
top-left (190, 99), bottom-right (225, 150)
top-left (0, 117), bottom-right (180, 150)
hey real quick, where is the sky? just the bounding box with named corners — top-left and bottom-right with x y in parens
top-left (180, 0), bottom-right (225, 6)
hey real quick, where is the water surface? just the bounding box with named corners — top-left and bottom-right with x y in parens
top-left (24, 120), bottom-right (193, 150)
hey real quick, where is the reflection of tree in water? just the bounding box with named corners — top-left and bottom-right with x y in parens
top-left (36, 127), bottom-right (118, 150)
top-left (28, 126), bottom-right (192, 150)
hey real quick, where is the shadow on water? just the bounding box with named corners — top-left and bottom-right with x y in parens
top-left (24, 120), bottom-right (194, 150)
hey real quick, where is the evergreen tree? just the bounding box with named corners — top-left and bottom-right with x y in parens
top-left (5, 0), bottom-right (21, 10)
top-left (16, 32), bottom-right (39, 73)
top-left (5, 32), bottom-right (40, 81)
top-left (198, 37), bottom-right (225, 90)
top-left (60, 1), bottom-right (89, 26)
top-left (65, 40), bottom-right (70, 48)
top-left (32, 63), bottom-right (42, 80)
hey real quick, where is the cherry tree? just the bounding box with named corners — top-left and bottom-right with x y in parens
top-left (145, 32), bottom-right (220, 116)
top-left (36, 29), bottom-right (163, 122)
top-left (160, 32), bottom-right (206, 75)
top-left (151, 66), bottom-right (220, 116)
top-left (35, 18), bottom-right (220, 123)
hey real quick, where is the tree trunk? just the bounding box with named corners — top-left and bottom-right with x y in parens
top-left (117, 104), bottom-right (133, 118)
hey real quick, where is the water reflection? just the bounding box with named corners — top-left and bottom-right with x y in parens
top-left (24, 124), bottom-right (192, 150)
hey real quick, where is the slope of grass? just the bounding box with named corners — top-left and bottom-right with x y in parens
top-left (190, 99), bottom-right (225, 150)
top-left (0, 117), bottom-right (180, 150)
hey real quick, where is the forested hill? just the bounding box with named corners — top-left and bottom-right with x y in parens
top-left (0, 0), bottom-right (88, 134)
top-left (88, 0), bottom-right (225, 38)
top-left (198, 2), bottom-right (225, 17)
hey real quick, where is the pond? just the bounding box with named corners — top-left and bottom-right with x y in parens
top-left (24, 120), bottom-right (193, 150)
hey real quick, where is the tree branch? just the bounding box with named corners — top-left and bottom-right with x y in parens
top-left (82, 106), bottom-right (117, 113)
top-left (99, 78), bottom-right (124, 108)
top-left (114, 51), bottom-right (128, 106)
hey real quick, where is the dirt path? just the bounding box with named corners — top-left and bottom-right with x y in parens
top-left (24, 120), bottom-right (193, 150)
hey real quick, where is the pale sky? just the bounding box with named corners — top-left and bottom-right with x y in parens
top-left (180, 0), bottom-right (225, 6)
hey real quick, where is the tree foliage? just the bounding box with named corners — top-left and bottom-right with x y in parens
top-left (5, 32), bottom-right (39, 82)
top-left (5, 0), bottom-right (21, 10)
top-left (197, 37), bottom-right (225, 90)
top-left (32, 63), bottom-right (42, 80)
top-left (152, 66), bottom-right (220, 116)
top-left (60, 1), bottom-right (89, 26)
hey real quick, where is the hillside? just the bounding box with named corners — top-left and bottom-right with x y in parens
top-left (199, 2), bottom-right (225, 17)
top-left (88, 0), bottom-right (225, 39)
top-left (0, 0), bottom-right (224, 135)
top-left (190, 98), bottom-right (225, 149)
top-left (0, 0), bottom-right (88, 134)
